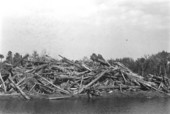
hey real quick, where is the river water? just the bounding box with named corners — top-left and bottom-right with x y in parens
top-left (0, 97), bottom-right (169, 114)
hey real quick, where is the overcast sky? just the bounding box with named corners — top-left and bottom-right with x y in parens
top-left (0, 0), bottom-right (170, 59)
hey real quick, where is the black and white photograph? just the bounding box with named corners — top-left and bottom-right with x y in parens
top-left (0, 0), bottom-right (170, 114)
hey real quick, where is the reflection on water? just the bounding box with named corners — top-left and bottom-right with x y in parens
top-left (0, 97), bottom-right (170, 114)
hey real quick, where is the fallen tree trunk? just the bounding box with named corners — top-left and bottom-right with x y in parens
top-left (35, 74), bottom-right (70, 95)
top-left (97, 85), bottom-right (141, 90)
top-left (78, 70), bottom-right (108, 94)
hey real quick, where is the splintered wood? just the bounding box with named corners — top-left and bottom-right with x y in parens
top-left (0, 53), bottom-right (170, 100)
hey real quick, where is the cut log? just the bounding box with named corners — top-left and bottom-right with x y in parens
top-left (121, 72), bottom-right (127, 83)
top-left (35, 74), bottom-right (70, 95)
top-left (8, 74), bottom-right (30, 100)
top-left (78, 70), bottom-right (108, 94)
top-left (97, 85), bottom-right (140, 90)
top-left (0, 71), bottom-right (6, 92)
top-left (59, 55), bottom-right (83, 70)
top-left (48, 95), bottom-right (72, 100)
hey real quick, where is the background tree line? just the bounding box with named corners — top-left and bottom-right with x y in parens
top-left (0, 50), bottom-right (48, 67)
top-left (108, 51), bottom-right (170, 77)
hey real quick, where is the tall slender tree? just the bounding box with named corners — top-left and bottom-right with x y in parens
top-left (0, 54), bottom-right (4, 63)
top-left (6, 51), bottom-right (13, 64)
top-left (13, 52), bottom-right (22, 65)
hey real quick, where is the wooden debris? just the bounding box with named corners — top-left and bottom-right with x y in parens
top-left (0, 53), bottom-right (170, 100)
top-left (35, 74), bottom-right (70, 95)
top-left (0, 72), bottom-right (6, 92)
top-left (8, 74), bottom-right (30, 100)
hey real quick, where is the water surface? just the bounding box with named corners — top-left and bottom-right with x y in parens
top-left (0, 97), bottom-right (169, 114)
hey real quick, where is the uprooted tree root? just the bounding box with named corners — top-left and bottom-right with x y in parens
top-left (0, 53), bottom-right (170, 100)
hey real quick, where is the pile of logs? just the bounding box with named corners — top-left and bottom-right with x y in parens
top-left (0, 53), bottom-right (170, 100)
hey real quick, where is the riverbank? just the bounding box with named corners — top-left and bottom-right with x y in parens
top-left (0, 90), bottom-right (169, 101)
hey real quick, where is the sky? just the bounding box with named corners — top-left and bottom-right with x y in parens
top-left (0, 0), bottom-right (170, 59)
